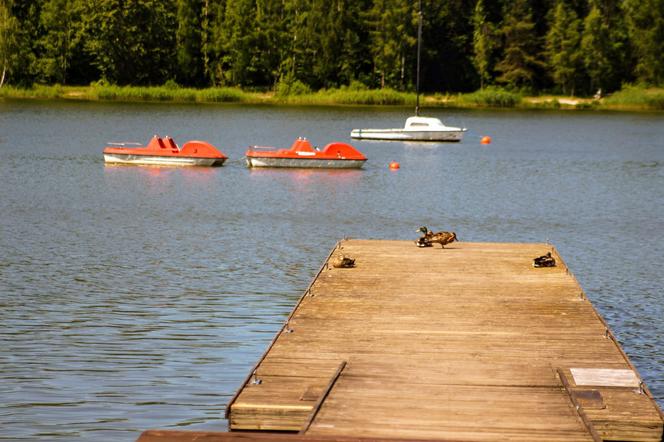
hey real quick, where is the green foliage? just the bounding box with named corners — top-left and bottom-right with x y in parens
top-left (347, 80), bottom-right (369, 91)
top-left (196, 87), bottom-right (245, 102)
top-left (2, 0), bottom-right (664, 96)
top-left (0, 0), bottom-right (19, 87)
top-left (3, 0), bottom-right (40, 87)
top-left (367, 0), bottom-right (415, 89)
top-left (472, 0), bottom-right (494, 89)
top-left (603, 85), bottom-right (664, 109)
top-left (275, 75), bottom-right (312, 97)
top-left (580, 0), bottom-right (631, 93)
top-left (36, 0), bottom-right (87, 84)
top-left (624, 0), bottom-right (664, 85)
top-left (495, 0), bottom-right (544, 90)
top-left (163, 79), bottom-right (180, 90)
top-left (278, 87), bottom-right (413, 105)
top-left (546, 1), bottom-right (582, 95)
top-left (320, 87), bottom-right (412, 105)
top-left (458, 86), bottom-right (522, 107)
top-left (424, 0), bottom-right (476, 92)
top-left (84, 0), bottom-right (177, 85)
top-left (176, 0), bottom-right (204, 86)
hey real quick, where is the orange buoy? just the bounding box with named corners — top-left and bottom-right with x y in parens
top-left (480, 136), bottom-right (492, 145)
top-left (389, 161), bottom-right (400, 170)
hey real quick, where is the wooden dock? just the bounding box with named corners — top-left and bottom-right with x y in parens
top-left (139, 240), bottom-right (663, 442)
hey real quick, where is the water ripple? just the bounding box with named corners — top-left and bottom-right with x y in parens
top-left (1, 102), bottom-right (663, 440)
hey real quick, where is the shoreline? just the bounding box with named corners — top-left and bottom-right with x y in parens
top-left (1, 84), bottom-right (663, 112)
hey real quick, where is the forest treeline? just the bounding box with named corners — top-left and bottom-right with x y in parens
top-left (1, 0), bottom-right (663, 96)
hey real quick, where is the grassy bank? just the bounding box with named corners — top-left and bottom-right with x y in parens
top-left (1, 83), bottom-right (663, 111)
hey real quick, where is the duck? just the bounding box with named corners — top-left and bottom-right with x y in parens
top-left (416, 226), bottom-right (457, 248)
top-left (533, 252), bottom-right (556, 267)
top-left (415, 226), bottom-right (432, 247)
top-left (331, 254), bottom-right (355, 268)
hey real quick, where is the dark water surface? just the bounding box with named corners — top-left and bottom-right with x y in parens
top-left (1, 100), bottom-right (662, 441)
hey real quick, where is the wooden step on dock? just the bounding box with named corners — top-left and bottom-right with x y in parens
top-left (139, 240), bottom-right (663, 442)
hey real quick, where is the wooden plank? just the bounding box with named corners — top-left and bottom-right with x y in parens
top-left (557, 368), bottom-right (603, 442)
top-left (300, 361), bottom-right (346, 433)
top-left (137, 430), bottom-right (466, 442)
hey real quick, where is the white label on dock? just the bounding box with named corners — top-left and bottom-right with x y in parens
top-left (570, 368), bottom-right (640, 387)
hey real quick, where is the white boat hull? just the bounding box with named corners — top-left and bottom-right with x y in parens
top-left (104, 153), bottom-right (226, 167)
top-left (350, 128), bottom-right (466, 142)
top-left (246, 157), bottom-right (366, 169)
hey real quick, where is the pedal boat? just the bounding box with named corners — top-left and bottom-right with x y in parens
top-left (103, 135), bottom-right (227, 167)
top-left (245, 137), bottom-right (367, 169)
top-left (351, 116), bottom-right (467, 142)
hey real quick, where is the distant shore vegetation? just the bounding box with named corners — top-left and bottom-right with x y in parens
top-left (1, 0), bottom-right (664, 106)
top-left (2, 82), bottom-right (664, 111)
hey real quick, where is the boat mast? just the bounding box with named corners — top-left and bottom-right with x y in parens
top-left (415, 0), bottom-right (423, 116)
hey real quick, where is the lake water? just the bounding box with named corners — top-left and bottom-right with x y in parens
top-left (1, 100), bottom-right (662, 441)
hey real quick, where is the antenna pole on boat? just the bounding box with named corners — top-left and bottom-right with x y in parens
top-left (415, 0), bottom-right (422, 116)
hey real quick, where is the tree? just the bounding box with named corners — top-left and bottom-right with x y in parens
top-left (0, 0), bottom-right (18, 87)
top-left (336, 0), bottom-right (372, 86)
top-left (424, 0), bottom-right (476, 93)
top-left (211, 0), bottom-right (286, 88)
top-left (176, 0), bottom-right (205, 86)
top-left (545, 0), bottom-right (582, 95)
top-left (367, 0), bottom-right (415, 89)
top-left (36, 0), bottom-right (89, 85)
top-left (84, 0), bottom-right (177, 85)
top-left (495, 0), bottom-right (544, 90)
top-left (285, 0), bottom-right (371, 89)
top-left (472, 0), bottom-right (494, 89)
top-left (4, 0), bottom-right (41, 87)
top-left (207, 0), bottom-right (227, 85)
top-left (581, 0), bottom-right (631, 93)
top-left (624, 0), bottom-right (664, 85)
top-left (277, 0), bottom-right (310, 87)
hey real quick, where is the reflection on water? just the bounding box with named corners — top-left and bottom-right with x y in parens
top-left (1, 101), bottom-right (663, 441)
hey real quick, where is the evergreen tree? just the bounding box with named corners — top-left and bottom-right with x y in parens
top-left (308, 0), bottom-right (349, 88)
top-left (36, 0), bottom-right (89, 85)
top-left (0, 0), bottom-right (660, 92)
top-left (289, 0), bottom-right (371, 89)
top-left (581, 2), bottom-right (608, 92)
top-left (624, 0), bottom-right (664, 85)
top-left (176, 0), bottom-right (205, 86)
top-left (367, 0), bottom-right (415, 89)
top-left (84, 0), bottom-right (177, 85)
top-left (279, 0), bottom-right (308, 87)
top-left (214, 0), bottom-right (284, 87)
top-left (495, 0), bottom-right (544, 90)
top-left (0, 0), bottom-right (18, 87)
top-left (6, 0), bottom-right (41, 86)
top-left (337, 0), bottom-right (372, 86)
top-left (472, 0), bottom-right (494, 89)
top-left (207, 0), bottom-right (227, 85)
top-left (200, 0), bottom-right (211, 84)
top-left (545, 0), bottom-right (582, 94)
top-left (425, 0), bottom-right (476, 92)
top-left (253, 0), bottom-right (287, 87)
top-left (580, 0), bottom-right (630, 92)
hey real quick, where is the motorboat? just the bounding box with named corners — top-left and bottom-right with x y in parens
top-left (103, 135), bottom-right (227, 166)
top-left (246, 137), bottom-right (366, 169)
top-left (350, 0), bottom-right (468, 142)
top-left (351, 116), bottom-right (467, 142)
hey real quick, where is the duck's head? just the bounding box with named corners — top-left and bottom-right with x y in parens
top-left (417, 226), bottom-right (429, 234)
